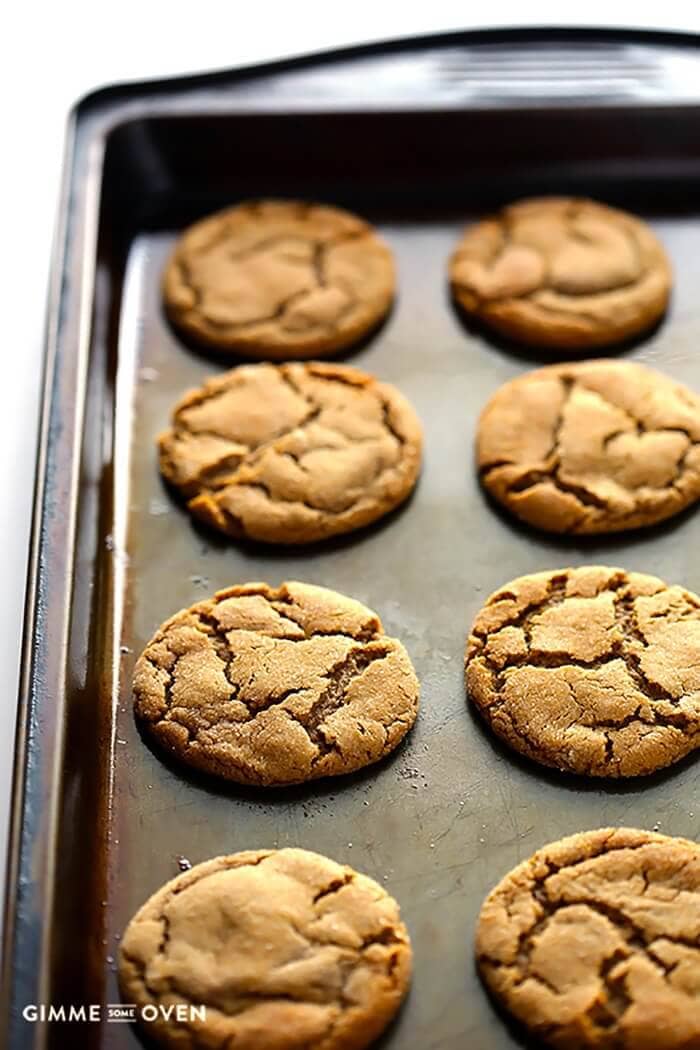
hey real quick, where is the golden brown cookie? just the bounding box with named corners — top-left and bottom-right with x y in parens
top-left (476, 827), bottom-right (700, 1050)
top-left (159, 361), bottom-right (422, 544)
top-left (119, 847), bottom-right (412, 1050)
top-left (466, 566), bottom-right (700, 777)
top-left (450, 197), bottom-right (671, 350)
top-left (477, 359), bottom-right (700, 534)
top-left (134, 581), bottom-right (419, 786)
top-left (163, 200), bottom-right (395, 358)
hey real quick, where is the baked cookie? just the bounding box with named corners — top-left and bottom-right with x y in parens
top-left (466, 566), bottom-right (700, 777)
top-left (450, 197), bottom-right (671, 350)
top-left (134, 581), bottom-right (419, 786)
top-left (476, 827), bottom-right (700, 1050)
top-left (159, 361), bottom-right (422, 544)
top-left (119, 847), bottom-right (412, 1050)
top-left (477, 359), bottom-right (700, 534)
top-left (163, 200), bottom-right (395, 358)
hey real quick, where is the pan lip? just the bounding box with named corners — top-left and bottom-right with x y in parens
top-left (70, 24), bottom-right (700, 117)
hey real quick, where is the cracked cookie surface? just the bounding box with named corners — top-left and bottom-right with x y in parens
top-left (134, 581), bottom-right (419, 786)
top-left (477, 359), bottom-right (700, 534)
top-left (450, 197), bottom-right (671, 350)
top-left (159, 361), bottom-right (423, 544)
top-left (476, 827), bottom-right (700, 1050)
top-left (466, 566), bottom-right (700, 777)
top-left (119, 847), bottom-right (412, 1050)
top-left (163, 200), bottom-right (395, 358)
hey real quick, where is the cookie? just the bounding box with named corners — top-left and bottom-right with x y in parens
top-left (163, 200), bottom-right (395, 358)
top-left (159, 361), bottom-right (422, 544)
top-left (119, 847), bottom-right (412, 1050)
top-left (477, 359), bottom-right (700, 534)
top-left (450, 197), bottom-right (671, 350)
top-left (476, 827), bottom-right (700, 1050)
top-left (465, 566), bottom-right (700, 777)
top-left (134, 581), bottom-right (419, 786)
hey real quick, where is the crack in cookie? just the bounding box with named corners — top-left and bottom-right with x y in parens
top-left (450, 197), bottom-right (671, 350)
top-left (465, 566), bottom-right (700, 777)
top-left (158, 361), bottom-right (422, 545)
top-left (477, 359), bottom-right (700, 534)
top-left (476, 828), bottom-right (700, 1050)
top-left (119, 848), bottom-right (412, 1050)
top-left (163, 199), bottom-right (395, 358)
top-left (134, 581), bottom-right (419, 786)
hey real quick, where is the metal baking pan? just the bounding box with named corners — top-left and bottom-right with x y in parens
top-left (3, 26), bottom-right (700, 1050)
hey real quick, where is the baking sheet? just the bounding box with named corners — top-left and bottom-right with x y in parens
top-left (5, 28), bottom-right (700, 1050)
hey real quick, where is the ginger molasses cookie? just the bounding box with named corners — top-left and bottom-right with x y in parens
top-left (134, 581), bottom-right (419, 786)
top-left (466, 566), bottom-right (700, 777)
top-left (159, 361), bottom-right (422, 544)
top-left (119, 848), bottom-right (412, 1050)
top-left (450, 197), bottom-right (671, 350)
top-left (477, 359), bottom-right (700, 534)
top-left (163, 200), bottom-right (395, 358)
top-left (476, 827), bottom-right (700, 1050)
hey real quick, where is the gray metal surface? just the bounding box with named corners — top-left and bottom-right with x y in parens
top-left (105, 218), bottom-right (700, 1049)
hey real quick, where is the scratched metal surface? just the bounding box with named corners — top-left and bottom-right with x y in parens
top-left (98, 212), bottom-right (700, 1050)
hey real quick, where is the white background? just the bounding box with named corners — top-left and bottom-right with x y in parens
top-left (2, 0), bottom-right (700, 912)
